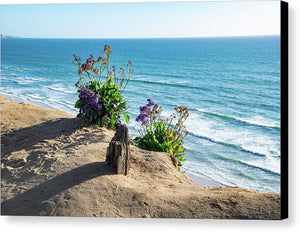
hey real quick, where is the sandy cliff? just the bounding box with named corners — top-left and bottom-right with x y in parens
top-left (1, 96), bottom-right (281, 219)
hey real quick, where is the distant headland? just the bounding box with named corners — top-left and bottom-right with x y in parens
top-left (1, 34), bottom-right (20, 38)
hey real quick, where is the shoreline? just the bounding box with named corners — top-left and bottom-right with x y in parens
top-left (185, 172), bottom-right (226, 188)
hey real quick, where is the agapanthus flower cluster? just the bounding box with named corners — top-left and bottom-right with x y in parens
top-left (78, 87), bottom-right (102, 116)
top-left (136, 99), bottom-right (160, 125)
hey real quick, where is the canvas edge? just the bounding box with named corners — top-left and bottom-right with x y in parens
top-left (280, 0), bottom-right (288, 220)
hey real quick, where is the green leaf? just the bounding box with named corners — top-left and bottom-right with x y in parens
top-left (91, 110), bottom-right (97, 117)
top-left (123, 113), bottom-right (130, 125)
top-left (75, 101), bottom-right (82, 109)
top-left (177, 147), bottom-right (185, 153)
top-left (109, 118), bottom-right (115, 129)
top-left (176, 155), bottom-right (186, 162)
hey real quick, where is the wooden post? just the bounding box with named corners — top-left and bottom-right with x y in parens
top-left (106, 124), bottom-right (130, 175)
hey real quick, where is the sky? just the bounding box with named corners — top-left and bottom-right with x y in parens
top-left (0, 0), bottom-right (280, 38)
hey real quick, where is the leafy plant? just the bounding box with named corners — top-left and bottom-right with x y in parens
top-left (134, 99), bottom-right (189, 166)
top-left (73, 45), bottom-right (133, 128)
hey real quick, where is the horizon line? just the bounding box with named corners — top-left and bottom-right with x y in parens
top-left (2, 34), bottom-right (280, 39)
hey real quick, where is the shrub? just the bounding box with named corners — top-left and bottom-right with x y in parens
top-left (134, 99), bottom-right (189, 166)
top-left (73, 45), bottom-right (133, 128)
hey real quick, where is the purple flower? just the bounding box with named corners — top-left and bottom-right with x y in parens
top-left (78, 87), bottom-right (102, 116)
top-left (136, 113), bottom-right (150, 125)
top-left (140, 105), bottom-right (151, 115)
top-left (146, 98), bottom-right (155, 106)
top-left (141, 118), bottom-right (148, 125)
top-left (136, 99), bottom-right (159, 126)
top-left (83, 104), bottom-right (91, 116)
top-left (136, 113), bottom-right (149, 121)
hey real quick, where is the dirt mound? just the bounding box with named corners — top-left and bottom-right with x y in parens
top-left (1, 96), bottom-right (281, 219)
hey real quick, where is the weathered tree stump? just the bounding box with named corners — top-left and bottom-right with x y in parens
top-left (106, 124), bottom-right (130, 175)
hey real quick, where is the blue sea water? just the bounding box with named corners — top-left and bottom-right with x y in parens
top-left (1, 36), bottom-right (281, 193)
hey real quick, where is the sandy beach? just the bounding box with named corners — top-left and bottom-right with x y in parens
top-left (1, 95), bottom-right (281, 219)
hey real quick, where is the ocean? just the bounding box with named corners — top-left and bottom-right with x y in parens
top-left (1, 36), bottom-right (281, 193)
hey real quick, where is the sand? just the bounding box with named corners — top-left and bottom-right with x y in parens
top-left (1, 96), bottom-right (281, 219)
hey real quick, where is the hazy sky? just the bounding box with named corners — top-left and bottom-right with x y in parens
top-left (0, 0), bottom-right (280, 38)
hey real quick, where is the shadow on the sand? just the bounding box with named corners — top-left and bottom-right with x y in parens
top-left (1, 117), bottom-right (108, 159)
top-left (1, 161), bottom-right (114, 215)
